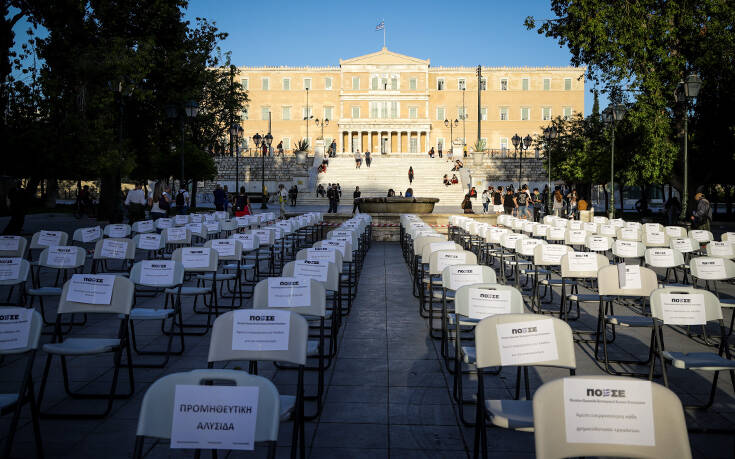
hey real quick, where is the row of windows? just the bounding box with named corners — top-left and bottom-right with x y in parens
top-left (242, 76), bottom-right (574, 92)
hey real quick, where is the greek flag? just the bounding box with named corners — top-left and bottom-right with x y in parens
top-left (375, 21), bottom-right (384, 31)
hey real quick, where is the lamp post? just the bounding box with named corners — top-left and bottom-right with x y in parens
top-left (602, 103), bottom-right (626, 219)
top-left (253, 132), bottom-right (273, 209)
top-left (444, 118), bottom-right (459, 156)
top-left (461, 87), bottom-right (466, 148)
top-left (314, 118), bottom-right (329, 153)
top-left (166, 100), bottom-right (199, 193)
top-left (543, 126), bottom-right (557, 211)
top-left (304, 88), bottom-right (311, 153)
top-left (511, 133), bottom-right (532, 189)
top-left (230, 123), bottom-right (244, 196)
top-left (675, 73), bottom-right (702, 221)
top-left (476, 66), bottom-right (482, 147)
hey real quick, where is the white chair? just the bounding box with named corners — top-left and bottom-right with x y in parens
top-left (689, 256), bottom-right (735, 335)
top-left (204, 239), bottom-right (244, 308)
top-left (644, 247), bottom-right (686, 284)
top-left (0, 257), bottom-right (30, 305)
top-left (706, 241), bottom-right (735, 259)
top-left (91, 237), bottom-right (136, 274)
top-left (131, 219), bottom-right (155, 235)
top-left (425, 249), bottom-right (476, 327)
top-left (27, 246), bottom-right (86, 325)
top-left (560, 252), bottom-right (610, 331)
top-left (103, 223), bottom-right (131, 238)
top-left (167, 247), bottom-right (219, 334)
top-left (28, 230), bottom-right (69, 261)
top-left (531, 243), bottom-right (574, 312)
top-left (612, 239), bottom-right (645, 264)
top-left (0, 235), bottom-right (28, 258)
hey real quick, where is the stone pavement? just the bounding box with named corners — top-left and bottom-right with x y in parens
top-left (1, 228), bottom-right (735, 457)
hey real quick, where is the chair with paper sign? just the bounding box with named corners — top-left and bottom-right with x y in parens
top-left (0, 257), bottom-right (30, 305)
top-left (228, 232), bottom-right (260, 298)
top-left (472, 314), bottom-right (576, 459)
top-left (594, 264), bottom-right (659, 376)
top-left (27, 245), bottom-right (87, 326)
top-left (559, 252), bottom-right (611, 337)
top-left (184, 222), bottom-right (207, 246)
top-left (0, 308), bottom-right (43, 458)
top-left (644, 247), bottom-right (686, 284)
top-left (410, 235), bottom-right (446, 297)
top-left (207, 310), bottom-right (308, 459)
top-left (616, 226), bottom-right (642, 243)
top-left (37, 275), bottom-right (136, 418)
top-left (706, 241), bottom-right (735, 260)
top-left (314, 238), bottom-right (355, 314)
top-left (689, 229), bottom-right (714, 253)
top-left (28, 230), bottom-right (69, 262)
top-left (425, 249), bottom-right (476, 329)
top-left (0, 235), bottom-right (28, 258)
top-left (689, 256), bottom-right (735, 336)
top-left (91, 237), bottom-right (136, 274)
top-left (131, 219), bottom-right (155, 235)
top-left (530, 243), bottom-right (574, 313)
top-left (612, 239), bottom-right (646, 265)
top-left (513, 237), bottom-right (546, 292)
top-left (133, 369), bottom-right (281, 459)
top-left (451, 283), bottom-right (524, 426)
top-left (648, 286), bottom-right (735, 410)
top-left (532, 375), bottom-right (691, 459)
top-left (133, 232), bottom-right (165, 260)
top-left (162, 227), bottom-right (192, 255)
top-left (127, 260), bottom-right (185, 368)
top-left (166, 247), bottom-right (219, 335)
top-left (103, 223), bottom-right (131, 239)
top-left (72, 226), bottom-right (102, 255)
top-left (203, 239), bottom-right (244, 308)
top-left (497, 232), bottom-right (528, 287)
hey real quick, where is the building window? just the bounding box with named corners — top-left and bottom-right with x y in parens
top-left (522, 78), bottom-right (529, 91)
top-left (351, 106), bottom-right (360, 118)
top-left (458, 78), bottom-right (466, 90)
top-left (324, 77), bottom-right (332, 90)
top-left (542, 107), bottom-right (552, 120)
top-left (261, 106), bottom-right (270, 120)
top-left (302, 107), bottom-right (312, 119)
top-left (391, 77), bottom-right (398, 90)
top-left (543, 78), bottom-right (551, 91)
top-left (409, 136), bottom-right (418, 153)
top-left (521, 107), bottom-right (530, 120)
top-left (480, 107), bottom-right (487, 121)
top-left (371, 76), bottom-right (379, 90)
top-left (352, 76), bottom-right (360, 90)
top-left (564, 78), bottom-right (572, 91)
top-left (304, 78), bottom-right (311, 90)
top-left (390, 101), bottom-right (398, 119)
top-left (563, 106), bottom-right (572, 119)
top-left (241, 108), bottom-right (248, 120)
top-left (240, 78), bottom-right (249, 90)
top-left (458, 107), bottom-right (467, 120)
top-left (324, 106), bottom-right (333, 120)
top-left (261, 77), bottom-right (269, 90)
top-left (500, 78), bottom-right (508, 91)
top-left (282, 106), bottom-right (291, 120)
top-left (437, 78), bottom-right (445, 90)
top-left (409, 107), bottom-right (418, 119)
top-left (370, 102), bottom-right (379, 118)
top-left (500, 137), bottom-right (508, 152)
top-left (480, 77), bottom-right (487, 91)
top-left (437, 107), bottom-right (446, 121)
top-left (409, 78), bottom-right (417, 90)
top-left (281, 78), bottom-right (290, 90)
top-left (500, 107), bottom-right (509, 121)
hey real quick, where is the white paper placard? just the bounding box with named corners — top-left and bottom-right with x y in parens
top-left (610, 218), bottom-right (625, 227)
top-left (107, 224), bottom-right (128, 238)
top-left (541, 244), bottom-right (568, 264)
top-left (615, 240), bottom-right (638, 257)
top-left (502, 234), bottom-right (523, 249)
top-left (37, 230), bottom-right (62, 247)
top-left (235, 216), bottom-right (250, 228)
top-left (548, 227), bottom-right (566, 240)
top-left (567, 252), bottom-right (598, 272)
top-left (190, 214), bottom-right (203, 223)
top-left (81, 226), bottom-right (101, 243)
top-left (496, 318), bottom-right (558, 366)
top-left (568, 221), bottom-right (583, 230)
top-left (599, 225), bottom-right (616, 236)
top-left (253, 230), bottom-right (272, 245)
top-left (136, 220), bottom-right (154, 233)
top-left (428, 241), bottom-right (456, 254)
top-left (563, 378), bottom-right (654, 446)
top-left (690, 230), bottom-right (710, 242)
top-left (100, 240), bottom-right (128, 259)
top-left (140, 260), bottom-right (175, 286)
top-left (167, 227), bottom-right (187, 242)
top-left (0, 307), bottom-right (32, 350)
top-left (214, 211), bottom-right (228, 220)
top-left (293, 260), bottom-right (329, 283)
top-left (0, 257), bottom-right (22, 281)
top-left (649, 249), bottom-right (675, 267)
top-left (322, 239), bottom-right (347, 256)
top-left (232, 309), bottom-right (291, 351)
top-left (0, 236), bottom-right (21, 252)
top-left (534, 224), bottom-right (549, 235)
top-left (205, 222), bottom-right (220, 233)
top-left (270, 227), bottom-right (283, 240)
top-left (671, 238), bottom-right (694, 252)
top-left (709, 241), bottom-right (733, 258)
top-left (170, 385), bottom-right (258, 451)
top-left (468, 288), bottom-right (512, 320)
top-left (693, 258), bottom-right (727, 278)
top-left (181, 248), bottom-right (210, 269)
top-left (231, 234), bottom-right (257, 251)
top-left (725, 232), bottom-right (735, 246)
top-left (554, 219), bottom-right (568, 228)
top-left (665, 226), bottom-right (684, 237)
top-left (175, 215), bottom-right (189, 226)
top-left (47, 246), bottom-right (77, 267)
top-left (447, 266), bottom-right (484, 290)
top-left (186, 223), bottom-right (203, 234)
top-left (519, 239), bottom-right (543, 255)
top-left (267, 277), bottom-right (311, 308)
top-left (660, 293), bottom-right (706, 325)
top-left (568, 230), bottom-right (587, 245)
top-left (306, 247), bottom-right (336, 263)
top-left (583, 222), bottom-right (597, 233)
top-left (620, 228), bottom-right (638, 240)
top-left (646, 231), bottom-right (665, 244)
top-left (157, 218), bottom-right (173, 229)
top-left (618, 264), bottom-right (642, 290)
top-left (436, 251), bottom-right (467, 273)
top-left (66, 274), bottom-right (115, 304)
top-left (588, 236), bottom-right (609, 252)
top-left (211, 240), bottom-right (236, 257)
top-left (138, 233), bottom-right (162, 250)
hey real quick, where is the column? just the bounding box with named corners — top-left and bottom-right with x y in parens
top-left (389, 131), bottom-right (393, 154)
top-left (426, 130), bottom-right (431, 153)
top-left (338, 130), bottom-right (343, 153)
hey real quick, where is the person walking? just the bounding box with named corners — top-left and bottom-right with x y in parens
top-left (516, 185), bottom-right (530, 220)
top-left (503, 188), bottom-right (517, 215)
top-left (553, 190), bottom-right (565, 217)
top-left (482, 188), bottom-right (490, 213)
top-left (330, 140), bottom-right (337, 157)
top-left (291, 184), bottom-right (298, 206)
top-left (213, 184), bottom-right (226, 211)
top-left (354, 150), bottom-right (362, 169)
top-left (124, 182), bottom-right (147, 224)
top-left (408, 166), bottom-right (414, 184)
top-left (463, 144), bottom-right (468, 158)
top-left (461, 194), bottom-right (473, 214)
top-left (278, 184), bottom-right (288, 217)
top-left (174, 188), bottom-right (189, 215)
top-left (352, 186), bottom-right (361, 214)
top-left (532, 188), bottom-right (543, 222)
top-left (365, 150), bottom-right (372, 168)
top-left (438, 143), bottom-right (443, 158)
top-left (277, 141), bottom-right (284, 156)
top-left (428, 147), bottom-right (435, 158)
top-left (327, 184), bottom-right (340, 213)
top-left (2, 180), bottom-right (28, 235)
top-left (493, 186), bottom-right (503, 214)
top-left (691, 192), bottom-right (712, 231)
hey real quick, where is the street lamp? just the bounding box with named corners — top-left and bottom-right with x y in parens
top-left (461, 87), bottom-right (466, 149)
top-left (304, 88), bottom-right (312, 153)
top-left (675, 72), bottom-right (702, 221)
top-left (229, 123), bottom-right (244, 197)
top-left (543, 126), bottom-right (558, 212)
top-left (602, 103), bottom-right (626, 219)
top-left (315, 118), bottom-right (329, 153)
top-left (166, 100), bottom-right (199, 193)
top-left (444, 118), bottom-right (459, 157)
top-left (511, 133), bottom-right (533, 189)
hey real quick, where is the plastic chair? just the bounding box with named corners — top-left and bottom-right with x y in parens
top-left (644, 247), bottom-right (686, 284)
top-left (612, 239), bottom-right (646, 264)
top-left (531, 243), bottom-right (574, 313)
top-left (204, 239), bottom-right (244, 308)
top-left (167, 247), bottom-right (219, 335)
top-left (0, 257), bottom-right (30, 305)
top-left (27, 246), bottom-right (87, 325)
top-left (560, 252), bottom-right (611, 333)
top-left (425, 249), bottom-right (476, 326)
top-left (706, 241), bottom-right (735, 259)
top-left (103, 223), bottom-right (131, 238)
top-left (91, 237), bottom-right (136, 274)
top-left (131, 219), bottom-right (155, 235)
top-left (28, 230), bottom-right (69, 261)
top-left (0, 235), bottom-right (28, 258)
top-left (689, 256), bottom-right (735, 335)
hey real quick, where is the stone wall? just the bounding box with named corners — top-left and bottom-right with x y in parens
top-left (470, 156), bottom-right (547, 183)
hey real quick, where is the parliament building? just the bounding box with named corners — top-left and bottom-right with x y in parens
top-left (237, 48), bottom-right (584, 154)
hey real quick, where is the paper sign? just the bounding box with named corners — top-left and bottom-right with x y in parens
top-left (37, 230), bottom-right (62, 247)
top-left (136, 220), bottom-right (154, 233)
top-left (81, 226), bottom-right (101, 243)
top-left (206, 222), bottom-right (220, 233)
top-left (568, 230), bottom-right (587, 245)
top-left (496, 318), bottom-right (558, 366)
top-left (665, 226), bottom-right (684, 238)
top-left (231, 234), bottom-right (257, 251)
top-left (436, 251), bottom-right (467, 272)
top-left (157, 218), bottom-right (173, 229)
top-left (468, 288), bottom-right (512, 319)
top-left (140, 260), bottom-right (175, 286)
top-left (671, 238), bottom-right (694, 252)
top-left (181, 248), bottom-right (210, 269)
top-left (267, 277), bottom-right (311, 308)
top-left (447, 266), bottom-right (484, 290)
top-left (293, 260), bottom-right (329, 283)
top-left (646, 231), bottom-right (665, 245)
top-left (214, 211), bottom-right (228, 220)
top-left (306, 247), bottom-right (336, 263)
top-left (564, 378), bottom-right (655, 446)
top-left (47, 246), bottom-right (77, 267)
top-left (617, 264), bottom-right (642, 290)
top-left (588, 236), bottom-right (609, 252)
top-left (541, 244), bottom-right (568, 264)
top-left (569, 221), bottom-right (583, 230)
top-left (190, 214), bottom-right (203, 223)
top-left (619, 228), bottom-right (638, 240)
top-left (660, 293), bottom-right (706, 325)
top-left (322, 240), bottom-right (347, 256)
top-left (0, 236), bottom-right (21, 252)
top-left (170, 385), bottom-right (258, 451)
top-left (554, 219), bottom-right (568, 228)
top-left (615, 240), bottom-right (639, 258)
top-left (211, 240), bottom-right (236, 257)
top-left (548, 227), bottom-right (566, 240)
top-left (725, 232), bottom-right (735, 246)
top-left (567, 252), bottom-right (598, 272)
top-left (649, 249), bottom-right (675, 267)
top-left (709, 241), bottom-right (733, 258)
top-left (599, 225), bottom-right (616, 236)
top-left (690, 230), bottom-right (710, 242)
top-left (428, 241), bottom-right (455, 254)
top-left (235, 216), bottom-right (250, 228)
top-left (232, 309), bottom-right (291, 351)
top-left (138, 233), bottom-right (162, 251)
top-left (0, 308), bottom-right (32, 350)
top-left (0, 257), bottom-right (22, 281)
top-left (583, 222), bottom-right (597, 233)
top-left (253, 230), bottom-right (272, 245)
top-left (186, 223), bottom-right (203, 235)
top-left (502, 234), bottom-right (523, 249)
top-left (100, 240), bottom-right (128, 259)
top-left (519, 239), bottom-right (543, 255)
top-left (167, 227), bottom-right (187, 242)
top-left (66, 274), bottom-right (115, 304)
top-left (610, 218), bottom-right (625, 227)
top-left (175, 215), bottom-right (189, 226)
top-left (693, 258), bottom-right (727, 278)
top-left (107, 224), bottom-right (128, 238)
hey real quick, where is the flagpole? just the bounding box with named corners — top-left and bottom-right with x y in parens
top-left (383, 21), bottom-right (386, 48)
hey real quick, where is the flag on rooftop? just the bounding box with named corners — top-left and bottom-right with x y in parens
top-left (375, 20), bottom-right (384, 31)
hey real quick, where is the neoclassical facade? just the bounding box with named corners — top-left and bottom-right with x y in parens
top-left (238, 48), bottom-right (584, 154)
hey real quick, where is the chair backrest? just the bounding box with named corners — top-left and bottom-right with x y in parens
top-left (0, 235), bottom-right (28, 258)
top-left (501, 232), bottom-right (527, 250)
top-left (532, 224), bottom-right (550, 238)
top-left (251, 228), bottom-right (275, 246)
top-left (585, 235), bottom-right (612, 253)
top-left (134, 233), bottom-right (165, 251)
top-left (185, 223), bottom-right (207, 240)
top-left (706, 241), bottom-right (735, 259)
top-left (155, 217), bottom-right (173, 230)
top-left (533, 244), bottom-right (574, 267)
top-left (688, 229), bottom-right (713, 244)
top-left (30, 230), bottom-right (69, 250)
top-left (173, 214), bottom-right (190, 226)
top-left (129, 260), bottom-right (185, 288)
top-left (131, 220), bottom-right (155, 234)
top-left (560, 253), bottom-right (609, 279)
top-left (296, 247), bottom-right (344, 273)
top-left (208, 309), bottom-right (308, 366)
top-left (689, 256), bottom-right (735, 281)
top-left (616, 226), bottom-right (642, 242)
top-left (597, 264), bottom-right (659, 297)
top-left (564, 229), bottom-right (588, 246)
top-left (644, 247), bottom-right (685, 269)
top-left (205, 239), bottom-right (243, 262)
top-left (454, 283), bottom-right (524, 319)
top-left (664, 225), bottom-right (687, 238)
top-left (93, 238), bottom-right (136, 261)
top-left (282, 260), bottom-right (339, 292)
top-left (0, 257), bottom-right (30, 285)
top-left (670, 236), bottom-right (698, 254)
top-left (597, 224), bottom-right (617, 238)
top-left (230, 232), bottom-right (261, 252)
top-left (545, 227), bottom-right (566, 243)
top-left (612, 240), bottom-right (645, 259)
top-left (135, 369), bottom-right (280, 442)
top-left (253, 277), bottom-right (326, 318)
top-left (104, 223), bottom-right (131, 238)
top-left (722, 232), bottom-right (735, 243)
top-left (429, 249), bottom-right (477, 276)
top-left (73, 226), bottom-right (102, 244)
top-left (314, 238), bottom-right (353, 263)
top-left (650, 286), bottom-right (722, 324)
top-left (38, 246), bottom-right (86, 269)
top-left (533, 376), bottom-right (691, 459)
top-left (474, 313), bottom-right (575, 369)
top-left (162, 227), bottom-right (192, 246)
top-left (58, 275), bottom-right (134, 315)
top-left (172, 247), bottom-right (218, 273)
top-left (441, 264), bottom-right (497, 291)
top-left (516, 238), bottom-right (546, 257)
top-left (421, 241), bottom-right (462, 262)
top-left (642, 229), bottom-right (669, 248)
top-left (0, 307), bottom-right (42, 355)
top-left (487, 227), bottom-right (510, 244)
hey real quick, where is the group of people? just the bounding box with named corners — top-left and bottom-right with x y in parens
top-left (326, 183), bottom-right (342, 213)
top-left (443, 174), bottom-right (459, 186)
top-left (353, 150), bottom-right (372, 169)
top-left (462, 184), bottom-right (591, 222)
top-left (428, 144), bottom-right (469, 160)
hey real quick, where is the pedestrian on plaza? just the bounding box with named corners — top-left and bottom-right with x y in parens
top-left (125, 182), bottom-right (147, 223)
top-left (553, 190), bottom-right (565, 216)
top-left (235, 187), bottom-right (251, 216)
top-left (387, 189), bottom-right (396, 197)
top-left (213, 184), bottom-right (226, 211)
top-left (2, 180), bottom-right (28, 235)
top-left (327, 184), bottom-right (340, 213)
top-left (504, 188), bottom-right (517, 215)
top-left (493, 186), bottom-right (503, 214)
top-left (664, 196), bottom-right (681, 225)
top-left (691, 192), bottom-right (712, 231)
top-left (174, 188), bottom-right (189, 215)
top-left (354, 149), bottom-right (362, 168)
top-left (461, 194), bottom-right (474, 214)
top-left (516, 185), bottom-right (530, 220)
top-left (365, 150), bottom-right (372, 168)
top-left (532, 188), bottom-right (543, 221)
top-left (316, 184), bottom-right (326, 198)
top-left (277, 141), bottom-right (284, 156)
top-left (337, 183), bottom-right (342, 198)
top-left (405, 187), bottom-right (414, 197)
top-left (451, 174), bottom-right (458, 185)
top-left (262, 142), bottom-right (268, 157)
top-left (291, 184), bottom-right (298, 206)
top-left (463, 144), bottom-right (468, 158)
top-left (443, 175), bottom-right (450, 187)
top-left (470, 186), bottom-right (477, 199)
top-left (438, 144), bottom-right (443, 158)
top-left (352, 186), bottom-right (361, 214)
top-left (568, 193), bottom-right (578, 219)
top-left (408, 166), bottom-right (414, 184)
top-left (330, 140), bottom-right (337, 157)
top-left (482, 188), bottom-right (490, 213)
top-left (428, 147), bottom-right (435, 158)
top-left (278, 184), bottom-right (288, 217)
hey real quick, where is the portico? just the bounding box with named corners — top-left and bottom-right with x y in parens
top-left (339, 122), bottom-right (432, 154)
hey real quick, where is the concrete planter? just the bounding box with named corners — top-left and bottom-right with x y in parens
top-left (295, 151), bottom-right (307, 164)
top-left (356, 197), bottom-right (439, 214)
top-left (471, 151), bottom-right (484, 166)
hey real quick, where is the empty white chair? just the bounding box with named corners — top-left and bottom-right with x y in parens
top-left (0, 235), bottom-right (27, 258)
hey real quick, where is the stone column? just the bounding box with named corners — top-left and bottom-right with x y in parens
top-left (338, 130), bottom-right (343, 153)
top-left (368, 131), bottom-right (373, 152)
top-left (426, 130), bottom-right (431, 153)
